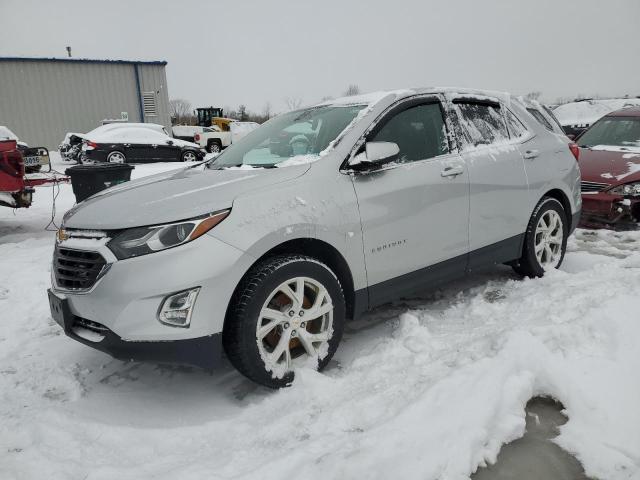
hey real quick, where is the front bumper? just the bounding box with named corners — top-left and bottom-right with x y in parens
top-left (50, 232), bottom-right (254, 346)
top-left (580, 193), bottom-right (640, 229)
top-left (48, 289), bottom-right (222, 368)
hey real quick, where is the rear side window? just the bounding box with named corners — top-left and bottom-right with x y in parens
top-left (454, 102), bottom-right (509, 146)
top-left (505, 109), bottom-right (529, 139)
top-left (527, 108), bottom-right (554, 131)
top-left (371, 103), bottom-right (449, 162)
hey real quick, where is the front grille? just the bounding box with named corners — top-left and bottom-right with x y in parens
top-left (54, 247), bottom-right (106, 291)
top-left (581, 181), bottom-right (610, 193)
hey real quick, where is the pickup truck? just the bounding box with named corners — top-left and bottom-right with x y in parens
top-left (194, 120), bottom-right (259, 153)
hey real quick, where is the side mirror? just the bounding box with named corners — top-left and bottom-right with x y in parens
top-left (566, 134), bottom-right (576, 141)
top-left (352, 141), bottom-right (400, 168)
top-left (166, 140), bottom-right (174, 146)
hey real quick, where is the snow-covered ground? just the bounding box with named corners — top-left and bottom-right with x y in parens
top-left (1, 155), bottom-right (639, 480)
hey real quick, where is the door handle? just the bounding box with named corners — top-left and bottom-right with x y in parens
top-left (441, 165), bottom-right (464, 177)
top-left (523, 149), bottom-right (539, 159)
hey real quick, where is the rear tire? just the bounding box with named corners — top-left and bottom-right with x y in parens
top-left (512, 197), bottom-right (568, 277)
top-left (181, 150), bottom-right (197, 162)
top-left (223, 255), bottom-right (345, 389)
top-left (106, 151), bottom-right (126, 164)
top-left (207, 140), bottom-right (222, 154)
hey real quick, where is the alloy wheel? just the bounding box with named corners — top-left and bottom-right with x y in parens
top-left (534, 210), bottom-right (564, 269)
top-left (256, 277), bottom-right (333, 375)
top-left (107, 152), bottom-right (125, 164)
top-left (182, 151), bottom-right (197, 162)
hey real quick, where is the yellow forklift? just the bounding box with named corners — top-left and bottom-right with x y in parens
top-left (195, 107), bottom-right (235, 131)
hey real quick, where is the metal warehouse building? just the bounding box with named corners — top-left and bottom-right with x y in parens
top-left (0, 57), bottom-right (171, 149)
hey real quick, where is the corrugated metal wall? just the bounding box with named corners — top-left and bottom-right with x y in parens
top-left (0, 59), bottom-right (171, 149)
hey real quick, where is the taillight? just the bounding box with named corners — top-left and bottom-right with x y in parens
top-left (194, 134), bottom-right (200, 141)
top-left (87, 141), bottom-right (98, 149)
top-left (569, 142), bottom-right (580, 161)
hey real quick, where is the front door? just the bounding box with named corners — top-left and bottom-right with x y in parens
top-left (350, 99), bottom-right (470, 307)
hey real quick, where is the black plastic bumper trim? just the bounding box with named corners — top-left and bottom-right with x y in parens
top-left (48, 289), bottom-right (223, 369)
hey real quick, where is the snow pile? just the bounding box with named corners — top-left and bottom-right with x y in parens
top-left (0, 125), bottom-right (19, 141)
top-left (553, 98), bottom-right (640, 127)
top-left (0, 157), bottom-right (639, 479)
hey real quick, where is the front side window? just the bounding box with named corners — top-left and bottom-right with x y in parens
top-left (455, 101), bottom-right (509, 146)
top-left (370, 103), bottom-right (449, 163)
top-left (211, 105), bottom-right (365, 168)
top-left (577, 116), bottom-right (640, 148)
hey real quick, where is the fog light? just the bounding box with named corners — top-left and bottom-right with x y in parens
top-left (158, 288), bottom-right (200, 327)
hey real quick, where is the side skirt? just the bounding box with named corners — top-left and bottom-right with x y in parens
top-left (355, 234), bottom-right (524, 315)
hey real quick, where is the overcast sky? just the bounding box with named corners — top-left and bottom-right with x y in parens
top-left (1, 0), bottom-right (639, 114)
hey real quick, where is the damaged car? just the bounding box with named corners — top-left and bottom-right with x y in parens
top-left (577, 107), bottom-right (640, 228)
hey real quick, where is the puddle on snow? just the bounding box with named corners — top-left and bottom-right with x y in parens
top-left (472, 397), bottom-right (594, 480)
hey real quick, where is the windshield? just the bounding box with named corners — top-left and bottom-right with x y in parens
top-left (210, 105), bottom-right (365, 168)
top-left (578, 116), bottom-right (640, 148)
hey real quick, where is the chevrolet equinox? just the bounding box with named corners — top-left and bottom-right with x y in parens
top-left (48, 88), bottom-right (582, 388)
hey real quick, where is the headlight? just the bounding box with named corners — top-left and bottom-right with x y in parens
top-left (609, 182), bottom-right (640, 197)
top-left (107, 209), bottom-right (230, 259)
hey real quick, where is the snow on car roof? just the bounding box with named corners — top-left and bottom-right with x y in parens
top-left (315, 87), bottom-right (513, 110)
top-left (553, 98), bottom-right (640, 127)
top-left (88, 127), bottom-right (193, 147)
top-left (86, 122), bottom-right (166, 137)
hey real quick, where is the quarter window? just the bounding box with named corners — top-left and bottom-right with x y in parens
top-left (370, 103), bottom-right (449, 163)
top-left (454, 101), bottom-right (509, 146)
top-left (526, 108), bottom-right (554, 131)
top-left (505, 109), bottom-right (530, 139)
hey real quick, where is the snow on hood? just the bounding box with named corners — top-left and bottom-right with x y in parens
top-left (62, 163), bottom-right (310, 229)
top-left (553, 99), bottom-right (640, 127)
top-left (578, 147), bottom-right (640, 184)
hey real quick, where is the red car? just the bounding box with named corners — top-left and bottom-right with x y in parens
top-left (577, 107), bottom-right (640, 229)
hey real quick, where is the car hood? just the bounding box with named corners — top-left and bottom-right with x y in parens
top-left (578, 147), bottom-right (640, 185)
top-left (63, 164), bottom-right (310, 230)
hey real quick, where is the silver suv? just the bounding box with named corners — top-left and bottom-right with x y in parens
top-left (48, 88), bottom-right (581, 388)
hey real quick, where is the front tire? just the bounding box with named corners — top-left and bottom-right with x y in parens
top-left (223, 255), bottom-right (345, 388)
top-left (512, 197), bottom-right (568, 277)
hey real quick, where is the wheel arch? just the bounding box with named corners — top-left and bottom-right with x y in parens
top-left (542, 188), bottom-right (571, 223)
top-left (223, 238), bottom-right (357, 334)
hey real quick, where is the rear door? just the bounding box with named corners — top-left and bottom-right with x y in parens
top-left (451, 99), bottom-right (530, 269)
top-left (350, 97), bottom-right (470, 306)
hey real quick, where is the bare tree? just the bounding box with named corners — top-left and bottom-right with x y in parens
top-left (238, 104), bottom-right (248, 121)
top-left (524, 91), bottom-right (542, 102)
top-left (343, 84), bottom-right (361, 97)
top-left (169, 98), bottom-right (193, 124)
top-left (262, 101), bottom-right (272, 120)
top-left (320, 95), bottom-right (334, 102)
top-left (284, 96), bottom-right (303, 111)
